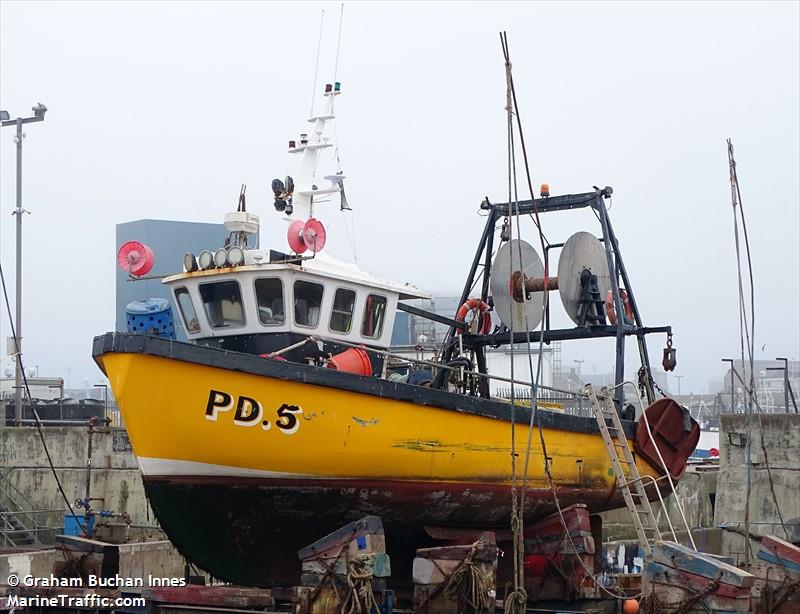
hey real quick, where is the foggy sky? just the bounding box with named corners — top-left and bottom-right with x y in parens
top-left (1, 1), bottom-right (798, 394)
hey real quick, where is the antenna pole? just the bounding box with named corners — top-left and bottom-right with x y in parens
top-left (333, 4), bottom-right (344, 84)
top-left (309, 9), bottom-right (325, 117)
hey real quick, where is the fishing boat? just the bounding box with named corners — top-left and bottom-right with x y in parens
top-left (93, 79), bottom-right (699, 586)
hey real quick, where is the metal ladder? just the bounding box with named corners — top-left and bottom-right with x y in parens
top-left (586, 384), bottom-right (673, 556)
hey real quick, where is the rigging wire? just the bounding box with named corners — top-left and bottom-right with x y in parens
top-left (500, 32), bottom-right (526, 613)
top-left (728, 139), bottom-right (756, 566)
top-left (500, 32), bottom-right (623, 601)
top-left (0, 261), bottom-right (86, 533)
top-left (726, 142), bottom-right (790, 549)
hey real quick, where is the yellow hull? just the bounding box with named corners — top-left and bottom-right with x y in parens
top-left (101, 351), bottom-right (659, 490)
top-left (94, 332), bottom-right (669, 586)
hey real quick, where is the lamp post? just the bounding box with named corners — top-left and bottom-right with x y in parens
top-left (1, 103), bottom-right (48, 425)
top-left (776, 358), bottom-right (790, 412)
top-left (574, 359), bottom-right (584, 383)
top-left (722, 358), bottom-right (735, 412)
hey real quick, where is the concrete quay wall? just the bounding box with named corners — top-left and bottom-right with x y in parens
top-left (0, 426), bottom-right (152, 534)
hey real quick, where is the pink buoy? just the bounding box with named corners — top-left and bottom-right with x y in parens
top-left (117, 241), bottom-right (155, 277)
top-left (287, 220), bottom-right (307, 254)
top-left (303, 218), bottom-right (326, 253)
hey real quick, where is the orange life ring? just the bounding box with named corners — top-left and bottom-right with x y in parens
top-left (606, 289), bottom-right (634, 325)
top-left (455, 298), bottom-right (492, 335)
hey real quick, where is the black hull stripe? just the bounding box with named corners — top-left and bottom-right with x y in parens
top-left (92, 332), bottom-right (636, 438)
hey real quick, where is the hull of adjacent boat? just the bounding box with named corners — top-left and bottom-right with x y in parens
top-left (94, 333), bottom-right (663, 586)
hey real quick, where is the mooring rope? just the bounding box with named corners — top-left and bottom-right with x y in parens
top-left (442, 540), bottom-right (496, 612)
top-left (342, 557), bottom-right (380, 614)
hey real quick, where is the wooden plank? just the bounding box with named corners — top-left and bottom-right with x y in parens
top-left (142, 585), bottom-right (275, 608)
top-left (652, 541), bottom-right (755, 588)
top-left (301, 552), bottom-right (391, 578)
top-left (644, 561), bottom-right (750, 599)
top-left (413, 584), bottom-right (459, 614)
top-left (415, 545), bottom-right (497, 563)
top-left (760, 535), bottom-right (800, 566)
top-left (524, 503), bottom-right (590, 538)
top-left (525, 533), bottom-right (595, 555)
top-left (297, 515), bottom-right (384, 561)
top-left (292, 586), bottom-right (343, 614)
top-left (644, 580), bottom-right (751, 612)
top-left (299, 572), bottom-right (387, 593)
top-left (412, 557), bottom-right (493, 585)
top-left (756, 549), bottom-right (800, 573)
top-left (750, 559), bottom-right (799, 585)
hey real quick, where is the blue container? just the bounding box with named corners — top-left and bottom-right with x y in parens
top-left (64, 514), bottom-right (96, 536)
top-left (126, 298), bottom-right (176, 339)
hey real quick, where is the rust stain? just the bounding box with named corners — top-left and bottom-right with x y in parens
top-left (392, 439), bottom-right (509, 454)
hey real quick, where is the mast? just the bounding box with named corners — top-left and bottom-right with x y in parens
top-left (285, 83), bottom-right (342, 220)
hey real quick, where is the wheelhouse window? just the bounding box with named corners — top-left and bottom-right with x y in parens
top-left (175, 287), bottom-right (200, 333)
top-left (255, 278), bottom-right (285, 325)
top-left (199, 281), bottom-right (245, 328)
top-left (329, 288), bottom-right (356, 333)
top-left (361, 294), bottom-right (387, 338)
top-left (294, 280), bottom-right (324, 328)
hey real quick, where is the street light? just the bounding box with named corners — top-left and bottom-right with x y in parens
top-left (574, 359), bottom-right (584, 383)
top-left (721, 358), bottom-right (736, 412)
top-left (1, 103), bottom-right (48, 425)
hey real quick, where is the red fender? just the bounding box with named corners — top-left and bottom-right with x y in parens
top-left (455, 298), bottom-right (492, 335)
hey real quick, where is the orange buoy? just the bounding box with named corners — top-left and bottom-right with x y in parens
top-left (327, 348), bottom-right (372, 376)
top-left (622, 598), bottom-right (639, 614)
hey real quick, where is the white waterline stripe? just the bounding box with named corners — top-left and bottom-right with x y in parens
top-left (138, 457), bottom-right (332, 480)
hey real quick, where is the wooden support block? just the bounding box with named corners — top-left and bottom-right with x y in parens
top-left (524, 503), bottom-right (591, 538)
top-left (415, 540), bottom-right (498, 564)
top-left (142, 585), bottom-right (275, 609)
top-left (652, 541), bottom-right (755, 588)
top-left (292, 586), bottom-right (342, 614)
top-left (301, 552), bottom-right (391, 578)
top-left (298, 515), bottom-right (385, 561)
top-left (760, 534), bottom-right (800, 567)
top-left (299, 572), bottom-right (386, 593)
top-left (644, 561), bottom-right (751, 599)
top-left (525, 532), bottom-right (595, 555)
top-left (642, 571), bottom-right (751, 613)
top-left (412, 557), bottom-right (494, 585)
top-left (755, 549), bottom-right (800, 573)
top-left (643, 582), bottom-right (751, 612)
top-left (413, 584), bottom-right (466, 614)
